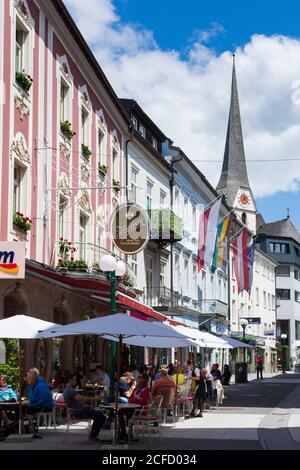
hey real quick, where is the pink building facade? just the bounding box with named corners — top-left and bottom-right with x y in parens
top-left (0, 0), bottom-right (144, 376)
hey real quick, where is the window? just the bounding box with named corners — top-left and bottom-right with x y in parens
top-left (296, 320), bottom-right (300, 340)
top-left (130, 166), bottom-right (138, 203)
top-left (15, 22), bottom-right (28, 73)
top-left (295, 269), bottom-right (300, 281)
top-left (295, 291), bottom-right (300, 303)
top-left (131, 116), bottom-right (138, 130)
top-left (268, 293), bottom-right (271, 310)
top-left (139, 124), bottom-right (145, 138)
top-left (160, 258), bottom-right (167, 288)
top-left (270, 243), bottom-right (290, 254)
top-left (152, 138), bottom-right (158, 150)
top-left (184, 196), bottom-right (188, 226)
top-left (174, 188), bottom-right (180, 214)
top-left (160, 190), bottom-right (166, 209)
top-left (263, 291), bottom-right (267, 308)
top-left (218, 278), bottom-right (222, 299)
top-left (60, 81), bottom-right (69, 122)
top-left (184, 259), bottom-right (189, 296)
top-left (174, 254), bottom-right (180, 292)
top-left (256, 288), bottom-right (260, 306)
top-left (201, 270), bottom-right (206, 300)
top-left (272, 295), bottom-right (275, 309)
top-left (131, 254), bottom-right (138, 277)
top-left (79, 213), bottom-right (87, 259)
top-left (112, 148), bottom-right (118, 181)
top-left (146, 255), bottom-right (153, 289)
top-left (242, 212), bottom-right (247, 225)
top-left (146, 180), bottom-right (153, 211)
top-left (295, 247), bottom-right (300, 257)
top-left (192, 204), bottom-right (196, 234)
top-left (97, 223), bottom-right (105, 250)
top-left (98, 130), bottom-right (105, 167)
top-left (276, 266), bottom-right (290, 277)
top-left (210, 275), bottom-right (214, 298)
top-left (81, 107), bottom-right (89, 146)
top-left (193, 264), bottom-right (198, 300)
top-left (13, 164), bottom-right (22, 214)
top-left (58, 195), bottom-right (68, 238)
top-left (276, 289), bottom-right (290, 300)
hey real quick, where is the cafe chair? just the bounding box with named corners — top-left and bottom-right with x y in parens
top-left (130, 394), bottom-right (163, 444)
top-left (36, 408), bottom-right (57, 432)
top-left (64, 407), bottom-right (91, 442)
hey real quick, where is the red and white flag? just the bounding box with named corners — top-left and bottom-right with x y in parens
top-left (233, 228), bottom-right (249, 292)
top-left (198, 197), bottom-right (222, 272)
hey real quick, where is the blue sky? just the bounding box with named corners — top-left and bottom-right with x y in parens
top-left (67, 0), bottom-right (300, 231)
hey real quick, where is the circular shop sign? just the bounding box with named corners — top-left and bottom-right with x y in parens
top-left (110, 203), bottom-right (150, 255)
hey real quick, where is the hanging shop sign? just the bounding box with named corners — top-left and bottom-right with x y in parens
top-left (245, 317), bottom-right (261, 324)
top-left (0, 242), bottom-right (25, 279)
top-left (110, 203), bottom-right (150, 255)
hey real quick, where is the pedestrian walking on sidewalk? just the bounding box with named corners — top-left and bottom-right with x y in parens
top-left (190, 367), bottom-right (206, 418)
top-left (256, 356), bottom-right (263, 380)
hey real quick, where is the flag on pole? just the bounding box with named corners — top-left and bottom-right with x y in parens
top-left (233, 228), bottom-right (248, 293)
top-left (198, 197), bottom-right (222, 272)
top-left (211, 216), bottom-right (230, 273)
top-left (247, 242), bottom-right (255, 293)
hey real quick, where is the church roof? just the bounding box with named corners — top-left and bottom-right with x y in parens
top-left (257, 217), bottom-right (300, 244)
top-left (216, 56), bottom-right (252, 207)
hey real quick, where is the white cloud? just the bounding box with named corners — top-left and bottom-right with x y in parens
top-left (66, 0), bottom-right (300, 198)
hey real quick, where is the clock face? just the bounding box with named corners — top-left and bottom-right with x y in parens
top-left (239, 192), bottom-right (250, 206)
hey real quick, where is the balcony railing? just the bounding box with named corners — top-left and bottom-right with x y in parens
top-left (147, 209), bottom-right (183, 246)
top-left (50, 241), bottom-right (136, 288)
top-left (143, 286), bottom-right (181, 309)
top-left (143, 287), bottom-right (227, 316)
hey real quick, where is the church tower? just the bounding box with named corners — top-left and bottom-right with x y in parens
top-left (216, 55), bottom-right (257, 234)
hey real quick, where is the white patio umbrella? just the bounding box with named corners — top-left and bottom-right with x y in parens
top-left (0, 315), bottom-right (61, 435)
top-left (39, 313), bottom-right (197, 444)
top-left (165, 323), bottom-right (232, 349)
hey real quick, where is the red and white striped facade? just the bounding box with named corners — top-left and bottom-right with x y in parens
top-left (0, 0), bottom-right (129, 265)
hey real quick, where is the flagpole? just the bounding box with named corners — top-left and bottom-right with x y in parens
top-left (199, 194), bottom-right (222, 213)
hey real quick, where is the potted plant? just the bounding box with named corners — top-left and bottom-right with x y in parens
top-left (98, 164), bottom-right (108, 177)
top-left (58, 238), bottom-right (76, 258)
top-left (113, 179), bottom-right (120, 192)
top-left (121, 270), bottom-right (134, 288)
top-left (13, 212), bottom-right (32, 232)
top-left (60, 120), bottom-right (76, 140)
top-left (15, 70), bottom-right (33, 91)
top-left (81, 144), bottom-right (92, 159)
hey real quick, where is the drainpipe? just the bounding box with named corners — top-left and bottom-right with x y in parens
top-left (125, 125), bottom-right (133, 203)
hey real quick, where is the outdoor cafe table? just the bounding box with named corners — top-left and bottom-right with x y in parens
top-left (96, 403), bottom-right (142, 441)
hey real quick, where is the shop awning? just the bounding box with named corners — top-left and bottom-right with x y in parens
top-left (218, 335), bottom-right (255, 349)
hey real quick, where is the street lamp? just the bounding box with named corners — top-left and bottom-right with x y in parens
top-left (280, 333), bottom-right (288, 374)
top-left (240, 318), bottom-right (249, 362)
top-left (99, 255), bottom-right (127, 394)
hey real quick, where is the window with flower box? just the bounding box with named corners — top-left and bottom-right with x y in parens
top-left (13, 164), bottom-right (23, 214)
top-left (15, 11), bottom-right (32, 93)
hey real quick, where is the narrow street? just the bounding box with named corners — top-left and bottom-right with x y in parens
top-left (1, 374), bottom-right (300, 451)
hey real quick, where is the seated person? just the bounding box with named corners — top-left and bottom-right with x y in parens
top-left (118, 372), bottom-right (136, 403)
top-left (90, 365), bottom-right (110, 389)
top-left (151, 369), bottom-right (175, 408)
top-left (63, 373), bottom-right (106, 444)
top-left (0, 374), bottom-right (17, 401)
top-left (119, 373), bottom-right (150, 441)
top-left (26, 369), bottom-right (54, 437)
top-left (221, 365), bottom-right (232, 385)
top-left (129, 373), bottom-right (150, 406)
top-left (0, 374), bottom-right (17, 430)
